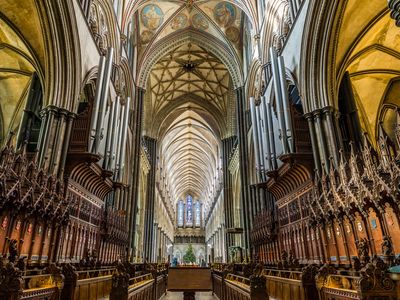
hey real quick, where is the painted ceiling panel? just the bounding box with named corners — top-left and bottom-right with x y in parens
top-left (133, 0), bottom-right (245, 57)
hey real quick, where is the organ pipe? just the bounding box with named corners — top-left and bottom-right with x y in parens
top-left (90, 55), bottom-right (105, 150)
top-left (93, 47), bottom-right (114, 154)
top-left (115, 104), bottom-right (125, 172)
top-left (266, 101), bottom-right (278, 170)
top-left (255, 103), bottom-right (266, 181)
top-left (109, 97), bottom-right (121, 170)
top-left (270, 47), bottom-right (289, 154)
top-left (249, 97), bottom-right (261, 182)
top-left (260, 96), bottom-right (272, 172)
top-left (117, 96), bottom-right (130, 181)
top-left (277, 56), bottom-right (293, 153)
top-left (103, 97), bottom-right (117, 169)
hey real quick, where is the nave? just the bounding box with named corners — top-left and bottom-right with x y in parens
top-left (1, 0), bottom-right (400, 300)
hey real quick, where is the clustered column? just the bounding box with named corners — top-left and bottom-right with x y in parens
top-left (128, 87), bottom-right (145, 261)
top-left (143, 136), bottom-right (157, 261)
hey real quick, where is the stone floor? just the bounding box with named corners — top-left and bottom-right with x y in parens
top-left (160, 291), bottom-right (217, 299)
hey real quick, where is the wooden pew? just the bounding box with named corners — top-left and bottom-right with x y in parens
top-left (211, 267), bottom-right (268, 300)
top-left (73, 268), bottom-right (114, 299)
top-left (60, 265), bottom-right (115, 300)
top-left (22, 273), bottom-right (63, 300)
top-left (315, 259), bottom-right (397, 300)
top-left (110, 265), bottom-right (167, 300)
top-left (262, 267), bottom-right (319, 300)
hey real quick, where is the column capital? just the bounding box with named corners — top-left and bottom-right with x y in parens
top-left (321, 105), bottom-right (336, 115)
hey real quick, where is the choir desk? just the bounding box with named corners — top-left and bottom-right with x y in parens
top-left (167, 267), bottom-right (213, 300)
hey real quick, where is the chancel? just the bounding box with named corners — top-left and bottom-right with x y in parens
top-left (1, 1), bottom-right (400, 300)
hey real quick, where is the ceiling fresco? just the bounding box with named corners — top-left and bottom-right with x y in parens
top-left (134, 0), bottom-right (244, 57)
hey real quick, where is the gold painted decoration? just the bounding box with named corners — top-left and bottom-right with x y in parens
top-left (141, 4), bottom-right (164, 30)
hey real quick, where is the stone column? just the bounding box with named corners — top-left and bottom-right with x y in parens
top-left (305, 112), bottom-right (321, 174)
top-left (143, 137), bottom-right (157, 261)
top-left (222, 137), bottom-right (235, 259)
top-left (128, 87), bottom-right (145, 261)
top-left (235, 86), bottom-right (251, 258)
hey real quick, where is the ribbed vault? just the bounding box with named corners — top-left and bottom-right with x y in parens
top-left (134, 1), bottom-right (242, 224)
top-left (0, 10), bottom-right (38, 143)
top-left (144, 39), bottom-right (229, 218)
top-left (160, 109), bottom-right (220, 207)
top-left (334, 2), bottom-right (399, 143)
top-left (146, 43), bottom-right (230, 127)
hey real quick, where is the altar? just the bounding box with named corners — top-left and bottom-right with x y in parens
top-left (167, 267), bottom-right (212, 300)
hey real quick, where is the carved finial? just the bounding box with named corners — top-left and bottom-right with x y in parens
top-left (5, 131), bottom-right (15, 148)
top-left (377, 124), bottom-right (392, 173)
top-left (361, 133), bottom-right (375, 180)
top-left (8, 239), bottom-right (18, 263)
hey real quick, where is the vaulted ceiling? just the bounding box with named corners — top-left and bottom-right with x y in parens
top-left (0, 1), bottom-right (42, 143)
top-left (335, 1), bottom-right (399, 144)
top-left (124, 0), bottom-right (256, 56)
top-left (159, 109), bottom-right (221, 215)
top-left (147, 43), bottom-right (230, 122)
top-left (125, 1), bottom-right (245, 215)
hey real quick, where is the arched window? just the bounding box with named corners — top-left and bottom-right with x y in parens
top-left (186, 195), bottom-right (193, 226)
top-left (195, 201), bottom-right (201, 227)
top-left (177, 200), bottom-right (184, 227)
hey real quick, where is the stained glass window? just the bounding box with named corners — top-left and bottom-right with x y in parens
top-left (178, 200), bottom-right (184, 227)
top-left (186, 195), bottom-right (193, 226)
top-left (195, 201), bottom-right (201, 227)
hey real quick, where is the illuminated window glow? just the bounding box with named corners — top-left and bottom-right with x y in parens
top-left (178, 200), bottom-right (184, 227)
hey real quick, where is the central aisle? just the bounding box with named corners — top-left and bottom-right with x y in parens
top-left (161, 292), bottom-right (217, 300)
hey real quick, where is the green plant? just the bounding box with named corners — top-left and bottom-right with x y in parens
top-left (183, 244), bottom-right (196, 263)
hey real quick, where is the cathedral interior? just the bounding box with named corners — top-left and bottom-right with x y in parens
top-left (1, 0), bottom-right (400, 299)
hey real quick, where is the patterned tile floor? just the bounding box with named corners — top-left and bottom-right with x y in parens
top-left (160, 292), bottom-right (217, 299)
